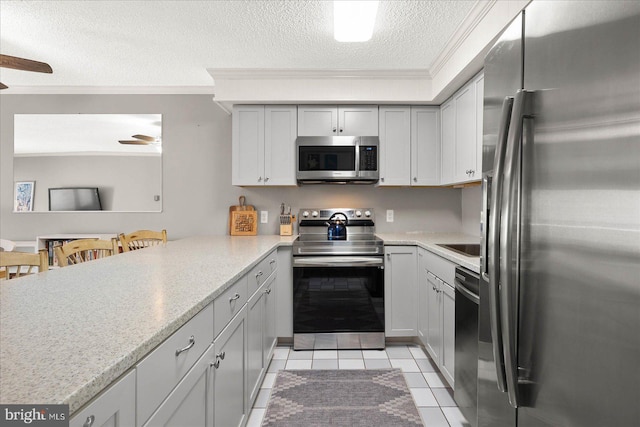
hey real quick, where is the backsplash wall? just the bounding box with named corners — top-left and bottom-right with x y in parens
top-left (1, 94), bottom-right (467, 241)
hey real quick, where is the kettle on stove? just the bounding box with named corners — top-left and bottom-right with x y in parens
top-left (326, 212), bottom-right (348, 240)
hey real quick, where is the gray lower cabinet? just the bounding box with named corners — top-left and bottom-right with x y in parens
top-left (143, 345), bottom-right (215, 427)
top-left (247, 272), bottom-right (278, 406)
top-left (384, 246), bottom-right (418, 337)
top-left (441, 281), bottom-right (455, 386)
top-left (69, 370), bottom-right (136, 427)
top-left (212, 306), bottom-right (247, 427)
top-left (421, 250), bottom-right (457, 387)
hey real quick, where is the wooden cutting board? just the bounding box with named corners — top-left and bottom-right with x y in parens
top-left (229, 196), bottom-right (257, 235)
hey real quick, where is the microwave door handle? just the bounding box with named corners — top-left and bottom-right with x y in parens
top-left (355, 143), bottom-right (361, 176)
top-left (487, 96), bottom-right (514, 393)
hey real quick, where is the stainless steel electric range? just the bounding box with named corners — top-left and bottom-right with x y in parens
top-left (292, 208), bottom-right (385, 350)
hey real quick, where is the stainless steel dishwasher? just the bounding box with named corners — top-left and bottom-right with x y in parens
top-left (454, 266), bottom-right (480, 427)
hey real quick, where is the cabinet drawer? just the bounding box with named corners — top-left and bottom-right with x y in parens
top-left (70, 370), bottom-right (135, 427)
top-left (136, 303), bottom-right (214, 426)
top-left (248, 249), bottom-right (278, 295)
top-left (214, 275), bottom-right (249, 338)
top-left (424, 250), bottom-right (456, 285)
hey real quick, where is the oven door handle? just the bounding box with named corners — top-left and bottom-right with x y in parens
top-left (293, 256), bottom-right (384, 268)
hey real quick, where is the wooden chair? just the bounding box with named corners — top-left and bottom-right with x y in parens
top-left (119, 229), bottom-right (167, 252)
top-left (54, 238), bottom-right (119, 267)
top-left (0, 249), bottom-right (49, 280)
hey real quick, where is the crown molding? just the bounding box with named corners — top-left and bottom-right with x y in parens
top-left (429, 0), bottom-right (497, 76)
top-left (208, 68), bottom-right (430, 81)
top-left (0, 86), bottom-right (215, 95)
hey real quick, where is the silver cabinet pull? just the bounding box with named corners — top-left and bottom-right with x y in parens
top-left (269, 259), bottom-right (276, 266)
top-left (175, 335), bottom-right (195, 356)
top-left (413, 177), bottom-right (417, 182)
top-left (258, 176), bottom-right (262, 182)
top-left (83, 415), bottom-right (95, 427)
top-left (264, 177), bottom-right (269, 182)
top-left (229, 293), bottom-right (240, 302)
top-left (212, 359), bottom-right (220, 369)
top-left (255, 271), bottom-right (263, 280)
top-left (332, 127), bottom-right (337, 133)
top-left (217, 351), bottom-right (225, 360)
top-left (381, 177), bottom-right (385, 182)
top-left (339, 128), bottom-right (343, 133)
top-left (264, 288), bottom-right (272, 294)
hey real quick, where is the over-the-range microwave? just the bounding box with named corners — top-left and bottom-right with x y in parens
top-left (295, 136), bottom-right (379, 184)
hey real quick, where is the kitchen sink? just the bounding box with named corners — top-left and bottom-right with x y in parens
top-left (436, 243), bottom-right (481, 257)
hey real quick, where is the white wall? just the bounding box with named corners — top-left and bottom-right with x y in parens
top-left (461, 186), bottom-right (482, 237)
top-left (1, 94), bottom-right (469, 241)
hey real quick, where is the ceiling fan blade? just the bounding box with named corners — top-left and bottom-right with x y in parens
top-left (0, 82), bottom-right (7, 90)
top-left (119, 140), bottom-right (150, 145)
top-left (131, 134), bottom-right (156, 142)
top-left (0, 54), bottom-right (53, 73)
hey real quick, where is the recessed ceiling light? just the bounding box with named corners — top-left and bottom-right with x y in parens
top-left (334, 0), bottom-right (379, 42)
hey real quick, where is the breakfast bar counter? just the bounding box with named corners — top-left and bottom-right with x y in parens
top-left (0, 235), bottom-right (295, 414)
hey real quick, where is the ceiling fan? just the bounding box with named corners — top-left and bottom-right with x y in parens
top-left (118, 134), bottom-right (160, 145)
top-left (0, 54), bottom-right (53, 89)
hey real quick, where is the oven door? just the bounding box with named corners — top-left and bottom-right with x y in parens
top-left (292, 256), bottom-right (385, 350)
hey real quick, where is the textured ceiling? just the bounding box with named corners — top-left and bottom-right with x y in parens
top-left (0, 0), bottom-right (475, 88)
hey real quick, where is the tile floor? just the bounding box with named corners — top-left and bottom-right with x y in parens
top-left (246, 344), bottom-right (471, 427)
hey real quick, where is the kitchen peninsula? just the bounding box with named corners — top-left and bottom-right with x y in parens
top-left (0, 232), bottom-right (479, 424)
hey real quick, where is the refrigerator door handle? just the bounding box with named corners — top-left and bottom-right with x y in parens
top-left (499, 89), bottom-right (533, 408)
top-left (485, 96), bottom-right (514, 393)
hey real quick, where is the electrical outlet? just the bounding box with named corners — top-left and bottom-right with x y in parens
top-left (260, 211), bottom-right (268, 224)
top-left (386, 209), bottom-right (394, 222)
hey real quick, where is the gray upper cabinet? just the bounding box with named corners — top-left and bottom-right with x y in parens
top-left (378, 106), bottom-right (440, 186)
top-left (298, 105), bottom-right (378, 136)
top-left (232, 105), bottom-right (297, 186)
top-left (378, 106), bottom-right (411, 185)
top-left (411, 107), bottom-right (440, 186)
top-left (440, 72), bottom-right (484, 185)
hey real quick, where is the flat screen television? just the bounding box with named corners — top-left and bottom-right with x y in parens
top-left (49, 187), bottom-right (102, 211)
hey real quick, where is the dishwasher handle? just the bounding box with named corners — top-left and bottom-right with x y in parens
top-left (455, 279), bottom-right (480, 305)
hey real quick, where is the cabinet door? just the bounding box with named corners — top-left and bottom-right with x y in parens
top-left (232, 105), bottom-right (265, 185)
top-left (143, 345), bottom-right (214, 427)
top-left (454, 84), bottom-right (476, 183)
top-left (411, 107), bottom-right (440, 186)
top-left (263, 273), bottom-right (277, 364)
top-left (417, 249), bottom-right (429, 346)
top-left (297, 105), bottom-right (338, 136)
top-left (474, 73), bottom-right (484, 179)
top-left (69, 370), bottom-right (135, 427)
top-left (440, 99), bottom-right (455, 185)
top-left (247, 288), bottom-right (265, 405)
top-left (264, 105), bottom-right (297, 185)
top-left (212, 306), bottom-right (247, 427)
top-left (378, 106), bottom-right (411, 186)
top-left (425, 272), bottom-right (441, 365)
top-left (275, 246), bottom-right (293, 339)
top-left (384, 246), bottom-right (418, 337)
top-left (338, 105), bottom-right (379, 136)
top-left (441, 281), bottom-right (456, 388)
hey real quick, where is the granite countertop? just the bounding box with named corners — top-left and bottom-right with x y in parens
top-left (378, 232), bottom-right (481, 272)
top-left (0, 235), bottom-right (295, 415)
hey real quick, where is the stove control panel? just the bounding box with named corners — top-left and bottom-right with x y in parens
top-left (298, 208), bottom-right (374, 222)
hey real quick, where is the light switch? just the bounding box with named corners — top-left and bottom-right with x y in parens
top-left (260, 211), bottom-right (268, 224)
top-left (386, 210), bottom-right (394, 222)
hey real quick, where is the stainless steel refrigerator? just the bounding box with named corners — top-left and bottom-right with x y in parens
top-left (479, 1), bottom-right (640, 426)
